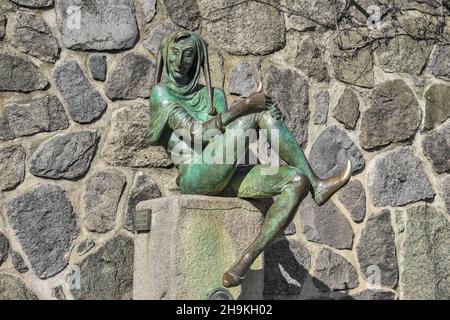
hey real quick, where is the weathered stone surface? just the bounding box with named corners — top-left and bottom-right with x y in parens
top-left (12, 11), bottom-right (59, 63)
top-left (88, 55), bottom-right (107, 82)
top-left (29, 130), bottom-right (100, 180)
top-left (0, 232), bottom-right (8, 266)
top-left (359, 79), bottom-right (421, 150)
top-left (0, 273), bottom-right (38, 300)
top-left (77, 239), bottom-right (95, 256)
top-left (143, 22), bottom-right (177, 55)
top-left (0, 14), bottom-right (6, 40)
top-left (72, 234), bottom-right (133, 300)
top-left (56, 0), bottom-right (139, 51)
top-left (356, 210), bottom-right (398, 288)
top-left (375, 36), bottom-right (433, 75)
top-left (199, 0), bottom-right (285, 55)
top-left (139, 0), bottom-right (156, 23)
top-left (102, 105), bottom-right (172, 167)
top-left (332, 31), bottom-right (374, 88)
top-left (310, 126), bottom-right (364, 178)
top-left (162, 0), bottom-right (199, 30)
top-left (228, 62), bottom-right (257, 97)
top-left (399, 205), bottom-right (450, 299)
top-left (106, 53), bottom-right (155, 100)
top-left (0, 54), bottom-right (48, 92)
top-left (424, 84), bottom-right (450, 131)
top-left (51, 285), bottom-right (66, 300)
top-left (443, 175), bottom-right (450, 214)
top-left (0, 96), bottom-right (69, 140)
top-left (294, 37), bottom-right (329, 82)
top-left (54, 60), bottom-right (107, 123)
top-left (313, 248), bottom-right (359, 291)
top-left (368, 147), bottom-right (435, 207)
top-left (5, 184), bottom-right (79, 279)
top-left (337, 180), bottom-right (366, 223)
top-left (83, 171), bottom-right (126, 233)
top-left (429, 45), bottom-right (450, 79)
top-left (264, 65), bottom-right (309, 147)
top-left (285, 0), bottom-right (346, 31)
top-left (422, 123), bottom-right (450, 174)
top-left (333, 88), bottom-right (360, 130)
top-left (264, 239), bottom-right (311, 295)
top-left (11, 251), bottom-right (28, 273)
top-left (342, 289), bottom-right (396, 300)
top-left (124, 172), bottom-right (161, 232)
top-left (313, 90), bottom-right (329, 125)
top-left (299, 196), bottom-right (354, 249)
top-left (0, 145), bottom-right (25, 192)
top-left (10, 0), bottom-right (52, 7)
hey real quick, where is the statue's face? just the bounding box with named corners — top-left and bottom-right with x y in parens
top-left (167, 38), bottom-right (197, 82)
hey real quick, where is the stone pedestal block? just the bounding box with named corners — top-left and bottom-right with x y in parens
top-left (133, 195), bottom-right (265, 300)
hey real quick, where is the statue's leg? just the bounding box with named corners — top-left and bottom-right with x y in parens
top-left (257, 112), bottom-right (352, 206)
top-left (221, 165), bottom-right (309, 288)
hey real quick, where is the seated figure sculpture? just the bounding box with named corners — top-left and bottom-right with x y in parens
top-left (148, 31), bottom-right (352, 288)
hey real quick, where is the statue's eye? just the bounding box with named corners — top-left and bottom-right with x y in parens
top-left (184, 50), bottom-right (193, 57)
top-left (171, 47), bottom-right (179, 54)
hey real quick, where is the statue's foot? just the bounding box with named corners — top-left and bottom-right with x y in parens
top-left (313, 159), bottom-right (352, 206)
top-left (222, 270), bottom-right (246, 288)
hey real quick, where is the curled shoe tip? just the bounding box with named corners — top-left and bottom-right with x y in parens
top-left (222, 271), bottom-right (246, 288)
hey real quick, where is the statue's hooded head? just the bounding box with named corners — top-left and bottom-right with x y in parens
top-left (154, 31), bottom-right (216, 115)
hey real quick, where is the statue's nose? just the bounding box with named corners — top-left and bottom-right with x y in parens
top-left (176, 54), bottom-right (182, 68)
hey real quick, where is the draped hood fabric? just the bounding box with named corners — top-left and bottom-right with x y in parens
top-left (148, 31), bottom-right (212, 146)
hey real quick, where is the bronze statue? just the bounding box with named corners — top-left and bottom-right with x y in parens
top-left (148, 31), bottom-right (351, 288)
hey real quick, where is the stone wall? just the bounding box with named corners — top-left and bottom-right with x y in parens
top-left (0, 0), bottom-right (449, 300)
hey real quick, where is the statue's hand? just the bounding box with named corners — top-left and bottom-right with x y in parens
top-left (268, 103), bottom-right (284, 121)
top-left (245, 92), bottom-right (273, 113)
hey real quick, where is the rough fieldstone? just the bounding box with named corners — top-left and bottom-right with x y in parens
top-left (375, 36), bottom-right (433, 75)
top-left (5, 184), bottom-right (79, 279)
top-left (264, 239), bottom-right (311, 295)
top-left (72, 234), bottom-right (134, 300)
top-left (398, 205), bottom-right (450, 299)
top-left (356, 210), bottom-right (398, 288)
top-left (443, 175), bottom-right (450, 214)
top-left (333, 88), bottom-right (360, 130)
top-left (368, 147), bottom-right (435, 207)
top-left (83, 171), bottom-right (126, 233)
top-left (0, 96), bottom-right (69, 140)
top-left (102, 105), bottom-right (172, 168)
top-left (143, 22), bottom-right (177, 55)
top-left (124, 172), bottom-right (161, 232)
top-left (11, 11), bottom-right (59, 63)
top-left (11, 251), bottom-right (28, 273)
top-left (332, 31), bottom-right (374, 88)
top-left (424, 84), bottom-right (450, 130)
top-left (299, 196), bottom-right (354, 249)
top-left (285, 0), bottom-right (346, 31)
top-left (0, 145), bottom-right (25, 192)
top-left (0, 273), bottom-right (38, 300)
top-left (0, 232), bottom-right (8, 267)
top-left (56, 0), bottom-right (139, 51)
top-left (359, 79), bottom-right (421, 150)
top-left (51, 285), bottom-right (66, 300)
top-left (337, 180), bottom-right (366, 223)
top-left (198, 48), bottom-right (225, 89)
top-left (199, 0), bottom-right (285, 55)
top-left (284, 222), bottom-right (296, 236)
top-left (0, 14), bottom-right (6, 40)
top-left (313, 248), bottom-right (359, 292)
top-left (422, 123), bottom-right (450, 174)
top-left (313, 90), bottom-right (329, 125)
top-left (342, 289), bottom-right (396, 300)
top-left (139, 0), bottom-right (156, 23)
top-left (264, 65), bottom-right (309, 147)
top-left (10, 0), bottom-right (52, 7)
top-left (294, 37), bottom-right (329, 82)
top-left (106, 53), bottom-right (155, 100)
top-left (0, 54), bottom-right (48, 92)
top-left (54, 60), bottom-right (107, 123)
top-left (429, 45), bottom-right (450, 79)
top-left (162, 0), bottom-right (199, 30)
top-left (29, 130), bottom-right (100, 180)
top-left (77, 239), bottom-right (95, 256)
top-left (88, 55), bottom-right (107, 82)
top-left (309, 126), bottom-right (364, 178)
top-left (228, 62), bottom-right (257, 97)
